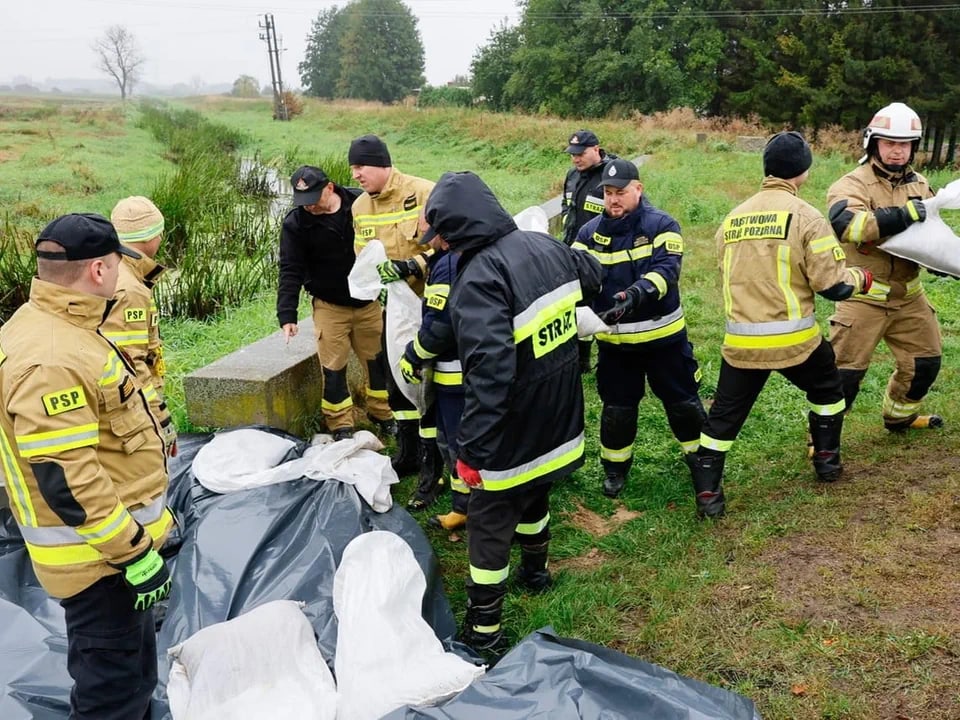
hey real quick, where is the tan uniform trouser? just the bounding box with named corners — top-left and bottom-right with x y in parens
top-left (829, 295), bottom-right (942, 424)
top-left (312, 299), bottom-right (390, 430)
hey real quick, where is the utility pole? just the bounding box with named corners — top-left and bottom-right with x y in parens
top-left (259, 13), bottom-right (289, 121)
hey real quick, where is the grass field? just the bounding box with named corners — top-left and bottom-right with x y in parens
top-left (2, 95), bottom-right (959, 719)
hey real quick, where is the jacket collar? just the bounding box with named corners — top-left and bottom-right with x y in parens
top-left (29, 277), bottom-right (112, 330)
top-left (760, 177), bottom-right (799, 195)
top-left (370, 167), bottom-right (404, 201)
top-left (122, 252), bottom-right (166, 288)
top-left (867, 156), bottom-right (916, 185)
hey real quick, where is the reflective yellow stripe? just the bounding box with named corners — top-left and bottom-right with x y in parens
top-left (596, 316), bottom-right (686, 345)
top-left (433, 371), bottom-right (462, 386)
top-left (0, 426), bottom-right (36, 525)
top-left (480, 433), bottom-right (584, 491)
top-left (366, 388), bottom-right (388, 399)
top-left (393, 410), bottom-right (420, 421)
top-left (116, 220), bottom-right (164, 243)
top-left (515, 512), bottom-right (550, 536)
top-left (810, 399), bottom-right (845, 416)
top-left (680, 439), bottom-right (700, 454)
top-left (414, 336), bottom-right (437, 359)
top-left (644, 271), bottom-right (667, 298)
top-left (419, 426), bottom-right (438, 439)
top-left (512, 281), bottom-right (582, 342)
top-left (145, 507), bottom-right (174, 541)
top-left (586, 245), bottom-right (653, 266)
top-left (354, 207), bottom-right (421, 226)
top-left (142, 385), bottom-right (159, 403)
top-left (777, 245), bottom-right (801, 320)
top-left (724, 324), bottom-right (819, 349)
top-left (99, 353), bottom-right (124, 386)
top-left (849, 211), bottom-right (869, 245)
top-left (473, 622), bottom-right (501, 633)
top-left (77, 503), bottom-right (133, 545)
top-left (855, 280), bottom-right (890, 302)
top-left (700, 434), bottom-right (733, 452)
top-left (809, 235), bottom-right (840, 254)
top-left (424, 283), bottom-right (449, 297)
top-left (882, 393), bottom-right (921, 419)
top-left (656, 231), bottom-right (684, 253)
top-left (722, 246), bottom-right (734, 319)
top-left (322, 397), bottom-right (354, 412)
top-left (905, 276), bottom-right (923, 298)
top-left (570, 241), bottom-right (589, 252)
top-left (102, 330), bottom-right (149, 346)
top-left (451, 476), bottom-right (470, 494)
top-left (600, 444), bottom-right (633, 462)
top-left (906, 201), bottom-right (920, 221)
top-left (16, 423), bottom-right (99, 457)
top-left (26, 540), bottom-right (100, 565)
top-left (470, 564), bottom-right (509, 585)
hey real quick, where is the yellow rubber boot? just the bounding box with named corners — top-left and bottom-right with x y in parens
top-left (908, 414), bottom-right (944, 429)
top-left (429, 511), bottom-right (467, 531)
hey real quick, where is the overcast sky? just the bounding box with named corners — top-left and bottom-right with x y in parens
top-left (3, 0), bottom-right (521, 88)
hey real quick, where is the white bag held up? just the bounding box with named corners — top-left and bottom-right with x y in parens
top-left (167, 600), bottom-right (337, 720)
top-left (513, 205), bottom-right (550, 234)
top-left (882, 177), bottom-right (960, 276)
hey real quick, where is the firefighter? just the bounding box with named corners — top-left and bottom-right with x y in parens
top-left (0, 214), bottom-right (173, 719)
top-left (689, 132), bottom-right (873, 519)
top-left (826, 102), bottom-right (943, 431)
top-left (561, 129), bottom-right (617, 373)
top-left (573, 158), bottom-right (705, 499)
top-left (105, 196), bottom-right (177, 456)
top-left (423, 171), bottom-right (602, 658)
top-left (349, 134), bottom-right (444, 509)
top-left (398, 219), bottom-right (468, 530)
top-left (277, 165), bottom-right (393, 441)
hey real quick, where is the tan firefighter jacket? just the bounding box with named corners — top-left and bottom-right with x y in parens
top-left (826, 159), bottom-right (934, 308)
top-left (353, 168), bottom-right (435, 296)
top-left (100, 252), bottom-right (176, 447)
top-left (716, 177), bottom-right (864, 370)
top-left (0, 279), bottom-right (172, 599)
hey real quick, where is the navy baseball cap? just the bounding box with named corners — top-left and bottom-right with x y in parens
top-left (599, 158), bottom-right (640, 189)
top-left (291, 165), bottom-right (331, 206)
top-left (36, 213), bottom-right (139, 260)
top-left (564, 130), bottom-right (600, 154)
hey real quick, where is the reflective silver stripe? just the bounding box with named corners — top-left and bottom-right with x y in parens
top-left (612, 306), bottom-right (684, 334)
top-left (481, 432), bottom-right (584, 482)
top-left (435, 360), bottom-right (462, 372)
top-left (725, 315), bottom-right (815, 336)
top-left (16, 424), bottom-right (99, 456)
top-left (512, 280), bottom-right (581, 338)
top-left (15, 494), bottom-right (167, 547)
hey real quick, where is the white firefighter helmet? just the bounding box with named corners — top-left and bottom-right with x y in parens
top-left (863, 102), bottom-right (922, 148)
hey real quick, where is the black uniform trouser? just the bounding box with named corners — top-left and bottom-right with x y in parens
top-left (60, 574), bottom-right (157, 720)
top-left (466, 482), bottom-right (552, 609)
top-left (436, 387), bottom-right (469, 514)
top-left (701, 339), bottom-right (844, 452)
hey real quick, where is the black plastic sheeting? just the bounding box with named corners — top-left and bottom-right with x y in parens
top-left (0, 429), bottom-right (456, 719)
top-left (383, 629), bottom-right (761, 720)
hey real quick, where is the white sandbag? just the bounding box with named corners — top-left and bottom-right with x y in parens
top-left (192, 429), bottom-right (398, 512)
top-left (513, 205), bottom-right (550, 233)
top-left (334, 532), bottom-right (484, 720)
top-left (348, 240), bottom-right (387, 301)
top-left (385, 280), bottom-right (427, 412)
top-left (576, 306), bottom-right (611, 338)
top-left (882, 178), bottom-right (960, 276)
top-left (167, 600), bottom-right (337, 720)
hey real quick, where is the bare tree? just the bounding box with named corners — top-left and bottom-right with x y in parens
top-left (92, 25), bottom-right (144, 100)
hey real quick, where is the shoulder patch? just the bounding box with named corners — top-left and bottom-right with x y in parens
top-left (42, 386), bottom-right (88, 416)
top-left (358, 226), bottom-right (375, 239)
top-left (124, 307), bottom-right (147, 324)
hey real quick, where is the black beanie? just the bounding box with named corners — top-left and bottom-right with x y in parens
top-left (348, 134), bottom-right (392, 167)
top-left (763, 131), bottom-right (813, 179)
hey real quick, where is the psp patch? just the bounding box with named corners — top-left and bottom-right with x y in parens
top-left (42, 386), bottom-right (87, 416)
top-left (125, 307), bottom-right (146, 324)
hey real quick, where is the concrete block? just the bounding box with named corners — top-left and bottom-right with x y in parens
top-left (736, 136), bottom-right (767, 152)
top-left (183, 318), bottom-right (367, 437)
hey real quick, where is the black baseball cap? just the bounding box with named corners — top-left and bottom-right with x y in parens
top-left (36, 213), bottom-right (139, 260)
top-left (290, 165), bottom-right (330, 206)
top-left (418, 226), bottom-right (437, 245)
top-left (564, 129), bottom-right (600, 154)
top-left (599, 158), bottom-right (640, 189)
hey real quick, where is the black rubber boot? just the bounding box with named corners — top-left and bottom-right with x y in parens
top-left (688, 452), bottom-right (726, 519)
top-left (600, 405), bottom-right (637, 498)
top-left (458, 595), bottom-right (510, 664)
top-left (808, 411), bottom-right (843, 482)
top-left (408, 439), bottom-right (444, 511)
top-left (516, 541), bottom-right (552, 593)
top-left (391, 420), bottom-right (419, 476)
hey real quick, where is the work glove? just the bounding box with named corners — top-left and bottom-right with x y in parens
top-left (399, 352), bottom-right (423, 384)
top-left (848, 267), bottom-right (873, 294)
top-left (456, 459), bottom-right (483, 489)
top-left (110, 546), bottom-right (171, 612)
top-left (377, 258), bottom-right (422, 284)
top-left (378, 288), bottom-right (388, 305)
top-left (900, 199), bottom-right (926, 225)
top-left (599, 285), bottom-right (644, 325)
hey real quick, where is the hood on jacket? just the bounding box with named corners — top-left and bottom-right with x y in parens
top-left (424, 172), bottom-right (518, 253)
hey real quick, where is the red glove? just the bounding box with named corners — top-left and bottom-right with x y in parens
top-left (456, 459), bottom-right (483, 489)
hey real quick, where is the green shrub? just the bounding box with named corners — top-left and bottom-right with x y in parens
top-left (417, 85), bottom-right (474, 108)
top-left (0, 219), bottom-right (35, 324)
